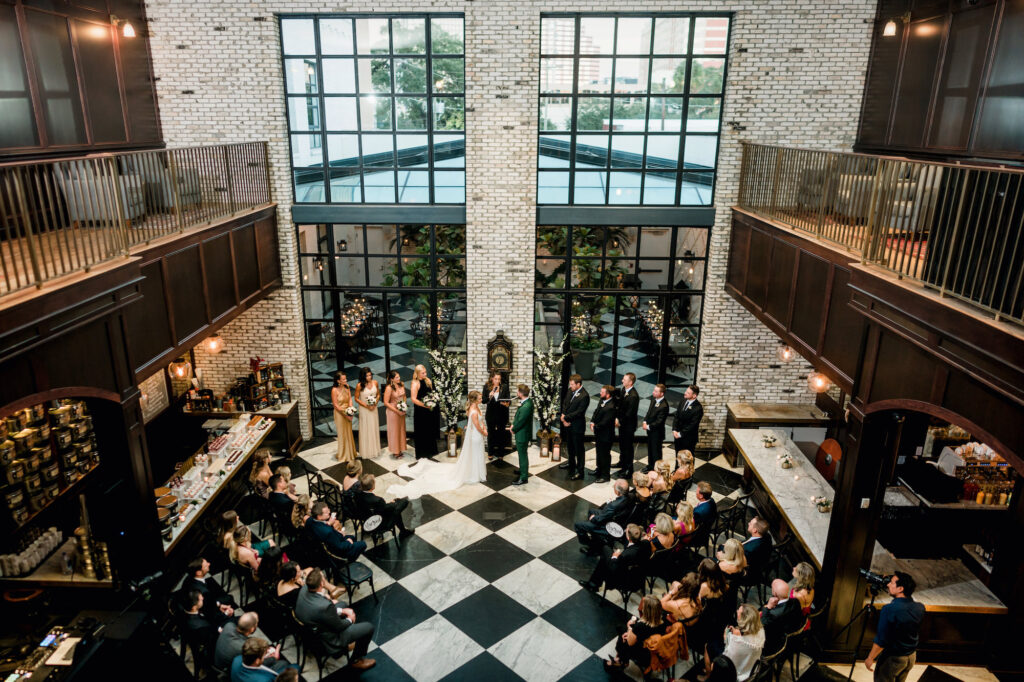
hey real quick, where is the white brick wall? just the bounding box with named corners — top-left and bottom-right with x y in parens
top-left (146, 0), bottom-right (873, 446)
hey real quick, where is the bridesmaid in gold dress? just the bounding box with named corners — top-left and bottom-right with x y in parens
top-left (383, 370), bottom-right (408, 458)
top-left (332, 372), bottom-right (357, 462)
top-left (354, 367), bottom-right (381, 459)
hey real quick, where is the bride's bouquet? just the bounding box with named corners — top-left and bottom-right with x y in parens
top-left (366, 396), bottom-right (378, 407)
top-left (396, 401), bottom-right (408, 414)
top-left (423, 395), bottom-right (437, 410)
top-left (344, 406), bottom-right (357, 417)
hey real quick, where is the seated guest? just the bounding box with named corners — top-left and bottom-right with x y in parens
top-left (342, 461), bottom-right (362, 492)
top-left (292, 494), bottom-right (344, 533)
top-left (249, 450), bottom-right (273, 499)
top-left (632, 471), bottom-right (653, 503)
top-left (256, 546), bottom-right (287, 594)
top-left (181, 590), bottom-right (219, 651)
top-left (722, 604), bottom-right (765, 681)
top-left (275, 670), bottom-right (298, 682)
top-left (181, 557), bottom-right (236, 625)
top-left (693, 481), bottom-right (717, 528)
top-left (231, 525), bottom-right (262, 574)
top-left (273, 559), bottom-right (345, 610)
top-left (273, 465), bottom-right (298, 496)
top-left (768, 562), bottom-right (816, 631)
top-left (575, 479), bottom-right (630, 555)
top-left (648, 460), bottom-right (672, 494)
top-left (741, 517), bottom-right (772, 573)
top-left (717, 538), bottom-right (747, 576)
top-left (221, 511), bottom-right (273, 556)
top-left (268, 475), bottom-right (296, 521)
top-left (760, 584), bottom-right (811, 651)
top-left (579, 523), bottom-right (650, 592)
top-left (646, 512), bottom-right (677, 550)
top-left (695, 559), bottom-right (732, 657)
top-left (295, 568), bottom-right (376, 671)
top-left (305, 500), bottom-right (367, 561)
top-left (674, 501), bottom-right (696, 541)
top-left (604, 595), bottom-right (668, 671)
top-left (660, 572), bottom-right (702, 625)
top-left (703, 655), bottom-right (739, 682)
top-left (355, 473), bottom-right (414, 537)
top-left (230, 637), bottom-right (294, 682)
top-left (214, 612), bottom-right (287, 673)
top-left (667, 450), bottom-right (695, 505)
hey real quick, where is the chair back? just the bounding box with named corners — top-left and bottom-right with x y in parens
top-left (643, 621), bottom-right (685, 673)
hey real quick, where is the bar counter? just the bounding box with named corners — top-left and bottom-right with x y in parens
top-left (160, 416), bottom-right (275, 554)
top-left (870, 543), bottom-right (1008, 615)
top-left (729, 428), bottom-right (834, 568)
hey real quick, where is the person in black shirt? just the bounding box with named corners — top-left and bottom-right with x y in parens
top-left (604, 595), bottom-right (667, 671)
top-left (180, 557), bottom-right (237, 626)
top-left (268, 475), bottom-right (295, 523)
top-left (865, 572), bottom-right (925, 682)
top-left (558, 374), bottom-right (589, 480)
top-left (614, 373), bottom-right (640, 478)
top-left (588, 385), bottom-right (617, 482)
top-left (642, 384), bottom-right (669, 472)
top-left (354, 473), bottom-right (413, 538)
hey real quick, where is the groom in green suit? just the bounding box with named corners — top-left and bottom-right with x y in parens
top-left (508, 384), bottom-right (534, 486)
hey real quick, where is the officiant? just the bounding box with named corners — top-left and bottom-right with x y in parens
top-left (484, 371), bottom-right (510, 460)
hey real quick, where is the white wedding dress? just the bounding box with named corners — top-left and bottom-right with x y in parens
top-left (386, 407), bottom-right (487, 500)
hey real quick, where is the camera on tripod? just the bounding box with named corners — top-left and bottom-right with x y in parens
top-left (859, 568), bottom-right (891, 592)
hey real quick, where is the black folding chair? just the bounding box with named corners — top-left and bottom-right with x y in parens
top-left (321, 542), bottom-right (377, 606)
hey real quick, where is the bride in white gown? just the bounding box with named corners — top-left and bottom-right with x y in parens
top-left (387, 391), bottom-right (488, 500)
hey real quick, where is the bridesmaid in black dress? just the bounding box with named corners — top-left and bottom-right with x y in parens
top-left (411, 364), bottom-right (439, 459)
top-left (483, 371), bottom-right (509, 460)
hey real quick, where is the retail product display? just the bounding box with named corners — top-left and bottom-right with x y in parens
top-left (183, 359), bottom-right (292, 413)
top-left (1, 400), bottom-right (100, 529)
top-left (0, 526), bottom-right (63, 577)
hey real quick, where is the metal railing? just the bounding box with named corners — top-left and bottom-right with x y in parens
top-left (0, 141), bottom-right (271, 297)
top-left (738, 142), bottom-right (1024, 325)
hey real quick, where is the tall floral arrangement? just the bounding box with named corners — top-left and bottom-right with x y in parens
top-left (533, 336), bottom-right (568, 434)
top-left (428, 348), bottom-right (467, 431)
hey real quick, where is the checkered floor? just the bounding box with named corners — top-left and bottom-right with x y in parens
top-left (252, 437), bottom-right (748, 682)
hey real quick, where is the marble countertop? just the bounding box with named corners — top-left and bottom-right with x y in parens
top-left (727, 402), bottom-right (830, 423)
top-left (729, 428), bottom-right (834, 568)
top-left (870, 542), bottom-right (1008, 614)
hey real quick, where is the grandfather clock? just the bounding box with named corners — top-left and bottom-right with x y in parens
top-left (486, 330), bottom-right (514, 386)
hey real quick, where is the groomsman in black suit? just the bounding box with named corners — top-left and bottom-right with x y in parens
top-left (558, 374), bottom-right (589, 480)
top-left (588, 385), bottom-right (617, 483)
top-left (672, 384), bottom-right (703, 454)
top-left (642, 384), bottom-right (669, 472)
top-left (613, 372), bottom-right (640, 478)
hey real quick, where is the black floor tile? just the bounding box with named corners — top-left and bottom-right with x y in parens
top-left (350, 583), bottom-right (436, 646)
top-left (541, 589), bottom-right (627, 650)
top-left (537, 495), bottom-right (591, 531)
top-left (323, 648), bottom-right (416, 682)
top-left (404, 495), bottom-right (454, 528)
top-left (439, 652), bottom-right (525, 682)
top-left (538, 537), bottom-right (600, 583)
top-left (458, 492), bottom-right (532, 532)
top-left (322, 457), bottom-right (388, 482)
top-left (365, 533), bottom-right (446, 581)
top-left (693, 463), bottom-right (744, 495)
top-left (537, 464), bottom-right (595, 493)
top-left (450, 534), bottom-right (533, 583)
top-left (440, 586), bottom-right (536, 648)
top-left (482, 460), bottom-right (521, 492)
top-left (558, 654), bottom-right (612, 682)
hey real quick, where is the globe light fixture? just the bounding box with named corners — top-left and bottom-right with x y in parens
top-left (168, 359), bottom-right (193, 381)
top-left (204, 335), bottom-right (225, 354)
top-left (807, 372), bottom-right (830, 393)
top-left (778, 345), bottom-right (795, 362)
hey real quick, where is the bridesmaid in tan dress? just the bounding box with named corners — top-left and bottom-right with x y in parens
top-left (354, 367), bottom-right (381, 459)
top-left (383, 370), bottom-right (408, 458)
top-left (332, 372), bottom-right (357, 462)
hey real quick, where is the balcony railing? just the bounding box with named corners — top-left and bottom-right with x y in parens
top-left (738, 142), bottom-right (1024, 325)
top-left (0, 141), bottom-right (271, 297)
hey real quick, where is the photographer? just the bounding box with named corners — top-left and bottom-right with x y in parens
top-left (865, 572), bottom-right (924, 682)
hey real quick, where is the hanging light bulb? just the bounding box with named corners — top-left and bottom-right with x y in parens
top-left (204, 335), bottom-right (225, 354)
top-left (807, 372), bottom-right (830, 393)
top-left (122, 21), bottom-right (136, 38)
top-left (778, 345), bottom-right (795, 362)
top-left (882, 20), bottom-right (897, 36)
top-left (168, 359), bottom-right (193, 381)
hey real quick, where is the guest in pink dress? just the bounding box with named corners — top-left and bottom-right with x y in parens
top-left (383, 370), bottom-right (408, 459)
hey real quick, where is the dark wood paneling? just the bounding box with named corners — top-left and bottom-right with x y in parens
top-left (745, 228), bottom-right (771, 309)
top-left (791, 252), bottom-right (829, 348)
top-left (820, 268), bottom-right (862, 379)
top-left (202, 233), bottom-right (235, 320)
top-left (232, 223), bottom-right (260, 300)
top-left (165, 245), bottom-right (207, 344)
top-left (944, 371), bottom-right (1024, 459)
top-left (890, 17), bottom-right (945, 148)
top-left (727, 220), bottom-right (750, 294)
top-left (764, 241), bottom-right (796, 324)
top-left (974, 0), bottom-right (1024, 154)
top-left (125, 261), bottom-right (173, 370)
top-left (868, 331), bottom-right (937, 403)
top-left (255, 217), bottom-right (280, 287)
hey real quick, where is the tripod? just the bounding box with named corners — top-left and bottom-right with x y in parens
top-left (829, 586), bottom-right (881, 681)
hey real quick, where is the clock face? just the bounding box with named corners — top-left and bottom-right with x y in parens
top-left (492, 350), bottom-right (508, 368)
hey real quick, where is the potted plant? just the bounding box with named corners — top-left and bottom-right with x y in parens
top-left (569, 297), bottom-right (605, 380)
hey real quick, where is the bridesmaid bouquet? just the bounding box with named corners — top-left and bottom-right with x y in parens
top-left (423, 395), bottom-right (437, 410)
top-left (344, 406), bottom-right (357, 417)
top-left (366, 396), bottom-right (378, 407)
top-left (397, 401), bottom-right (408, 414)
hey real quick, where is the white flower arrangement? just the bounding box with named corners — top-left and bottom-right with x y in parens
top-left (427, 348), bottom-right (467, 431)
top-left (777, 452), bottom-right (793, 469)
top-left (423, 395), bottom-right (438, 410)
top-left (761, 433), bottom-right (778, 447)
top-left (366, 396), bottom-right (377, 407)
top-left (812, 496), bottom-right (832, 512)
top-left (396, 401), bottom-right (408, 414)
top-left (533, 336), bottom-right (569, 433)
top-left (344, 406), bottom-right (357, 417)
